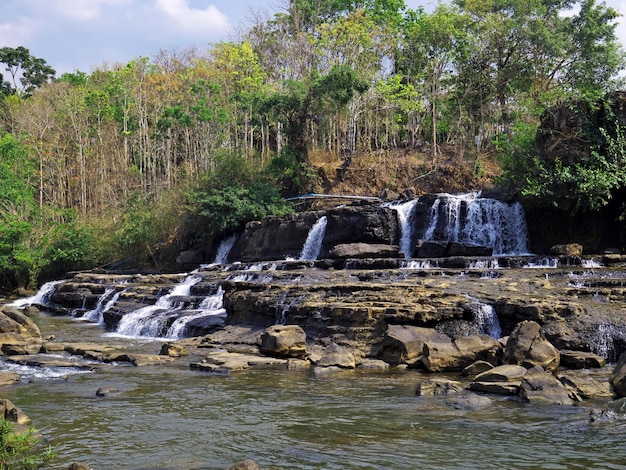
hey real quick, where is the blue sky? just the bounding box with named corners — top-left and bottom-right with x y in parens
top-left (1, 0), bottom-right (624, 76)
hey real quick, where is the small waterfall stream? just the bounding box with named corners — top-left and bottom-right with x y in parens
top-left (212, 234), bottom-right (237, 265)
top-left (422, 192), bottom-right (529, 255)
top-left (114, 275), bottom-right (202, 338)
top-left (82, 287), bottom-right (118, 324)
top-left (471, 302), bottom-right (502, 339)
top-left (299, 216), bottom-right (328, 261)
top-left (8, 280), bottom-right (65, 308)
top-left (386, 199), bottom-right (420, 258)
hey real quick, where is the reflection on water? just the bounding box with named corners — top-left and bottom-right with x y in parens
top-left (1, 314), bottom-right (626, 469)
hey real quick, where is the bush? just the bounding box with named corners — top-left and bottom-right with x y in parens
top-left (0, 418), bottom-right (55, 470)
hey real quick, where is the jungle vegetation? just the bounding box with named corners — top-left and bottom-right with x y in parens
top-left (0, 0), bottom-right (625, 288)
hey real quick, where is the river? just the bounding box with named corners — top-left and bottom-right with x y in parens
top-left (1, 311), bottom-right (626, 470)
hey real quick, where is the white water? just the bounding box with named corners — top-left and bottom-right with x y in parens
top-left (423, 193), bottom-right (529, 255)
top-left (299, 216), bottom-right (328, 261)
top-left (115, 275), bottom-right (202, 338)
top-left (386, 199), bottom-right (420, 259)
top-left (212, 234), bottom-right (237, 265)
top-left (165, 286), bottom-right (225, 339)
top-left (472, 303), bottom-right (502, 339)
top-left (82, 287), bottom-right (118, 324)
top-left (8, 279), bottom-right (65, 308)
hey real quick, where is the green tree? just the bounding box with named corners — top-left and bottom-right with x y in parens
top-left (0, 46), bottom-right (55, 98)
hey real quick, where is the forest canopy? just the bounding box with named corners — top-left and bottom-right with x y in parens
top-left (0, 0), bottom-right (624, 288)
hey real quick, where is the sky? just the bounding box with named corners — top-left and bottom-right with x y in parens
top-left (1, 0), bottom-right (626, 77)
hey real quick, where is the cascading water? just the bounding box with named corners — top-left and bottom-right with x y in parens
top-left (114, 275), bottom-right (202, 338)
top-left (82, 287), bottom-right (118, 324)
top-left (423, 192), bottom-right (529, 255)
top-left (165, 286), bottom-right (226, 339)
top-left (299, 216), bottom-right (328, 261)
top-left (385, 199), bottom-right (420, 259)
top-left (471, 302), bottom-right (502, 339)
top-left (212, 234), bottom-right (237, 265)
top-left (8, 280), bottom-right (65, 308)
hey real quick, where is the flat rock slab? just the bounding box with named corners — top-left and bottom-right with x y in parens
top-left (5, 354), bottom-right (96, 370)
top-left (191, 351), bottom-right (288, 373)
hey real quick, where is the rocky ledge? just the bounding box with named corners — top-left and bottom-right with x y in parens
top-left (4, 253), bottom-right (626, 411)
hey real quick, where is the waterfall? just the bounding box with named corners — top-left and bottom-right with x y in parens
top-left (8, 280), bottom-right (65, 308)
top-left (165, 286), bottom-right (226, 339)
top-left (82, 287), bottom-right (118, 324)
top-left (212, 234), bottom-right (237, 265)
top-left (423, 192), bottom-right (529, 255)
top-left (471, 302), bottom-right (502, 339)
top-left (114, 275), bottom-right (202, 338)
top-left (386, 199), bottom-right (420, 259)
top-left (299, 216), bottom-right (328, 261)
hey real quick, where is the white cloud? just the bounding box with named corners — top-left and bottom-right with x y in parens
top-left (155, 0), bottom-right (230, 34)
top-left (0, 17), bottom-right (40, 48)
top-left (23, 0), bottom-right (131, 21)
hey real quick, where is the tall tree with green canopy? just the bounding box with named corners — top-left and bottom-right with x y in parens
top-left (0, 46), bottom-right (56, 98)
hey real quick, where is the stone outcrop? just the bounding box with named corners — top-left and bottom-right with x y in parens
top-left (469, 364), bottom-right (527, 395)
top-left (0, 306), bottom-right (42, 354)
top-left (329, 243), bottom-right (399, 259)
top-left (610, 352), bottom-right (626, 397)
top-left (503, 321), bottom-right (560, 372)
top-left (377, 325), bottom-right (450, 365)
top-left (422, 334), bottom-right (500, 372)
top-left (259, 325), bottom-right (307, 358)
top-left (519, 366), bottom-right (574, 405)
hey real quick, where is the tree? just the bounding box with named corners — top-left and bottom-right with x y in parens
top-left (0, 46), bottom-right (56, 98)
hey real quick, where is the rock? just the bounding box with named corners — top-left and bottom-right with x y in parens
top-left (519, 366), bottom-right (574, 405)
top-left (1, 342), bottom-right (42, 355)
top-left (0, 371), bottom-right (20, 385)
top-left (422, 335), bottom-right (500, 372)
top-left (0, 307), bottom-right (42, 347)
top-left (259, 325), bottom-right (307, 358)
top-left (416, 378), bottom-right (465, 396)
top-left (378, 325), bottom-right (450, 365)
top-left (313, 344), bottom-right (356, 369)
top-left (68, 464), bottom-right (93, 470)
top-left (559, 350), bottom-right (606, 369)
top-left (357, 359), bottom-right (389, 371)
top-left (96, 387), bottom-right (120, 397)
top-left (159, 343), bottom-right (189, 357)
top-left (474, 364), bottom-right (528, 383)
top-left (228, 459), bottom-right (259, 470)
top-left (0, 398), bottom-right (31, 425)
top-left (329, 243), bottom-right (400, 259)
top-left (469, 364), bottom-right (527, 396)
top-left (503, 321), bottom-right (560, 372)
top-left (68, 463), bottom-right (93, 470)
top-left (610, 351), bottom-right (626, 397)
top-left (446, 242), bottom-right (493, 257)
top-left (448, 393), bottom-right (493, 411)
top-left (469, 364), bottom-right (528, 395)
top-left (416, 240), bottom-right (448, 258)
top-left (550, 244), bottom-right (583, 256)
top-left (461, 360), bottom-right (494, 377)
top-left (558, 373), bottom-right (613, 399)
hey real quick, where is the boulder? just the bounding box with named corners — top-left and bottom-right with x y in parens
top-left (159, 343), bottom-right (189, 358)
top-left (550, 244), bottom-right (583, 256)
top-left (0, 307), bottom-right (42, 344)
top-left (519, 366), bottom-right (574, 405)
top-left (610, 351), bottom-right (626, 397)
top-left (559, 350), bottom-right (606, 369)
top-left (259, 325), bottom-right (307, 358)
top-left (0, 371), bottom-right (20, 385)
top-left (469, 364), bottom-right (527, 395)
top-left (329, 243), bottom-right (399, 259)
top-left (416, 240), bottom-right (448, 258)
top-left (558, 373), bottom-right (613, 399)
top-left (0, 398), bottom-right (31, 425)
top-left (503, 321), bottom-right (560, 372)
top-left (461, 360), bottom-right (494, 377)
top-left (378, 325), bottom-right (450, 365)
top-left (422, 334), bottom-right (500, 372)
top-left (313, 344), bottom-right (356, 369)
top-left (416, 378), bottom-right (465, 396)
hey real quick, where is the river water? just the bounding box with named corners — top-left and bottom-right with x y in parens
top-left (0, 312), bottom-right (625, 470)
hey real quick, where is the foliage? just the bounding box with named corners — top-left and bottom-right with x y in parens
top-left (0, 418), bottom-right (55, 470)
top-left (187, 153), bottom-right (293, 239)
top-left (0, 46), bottom-right (56, 98)
top-left (499, 95), bottom-right (626, 213)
